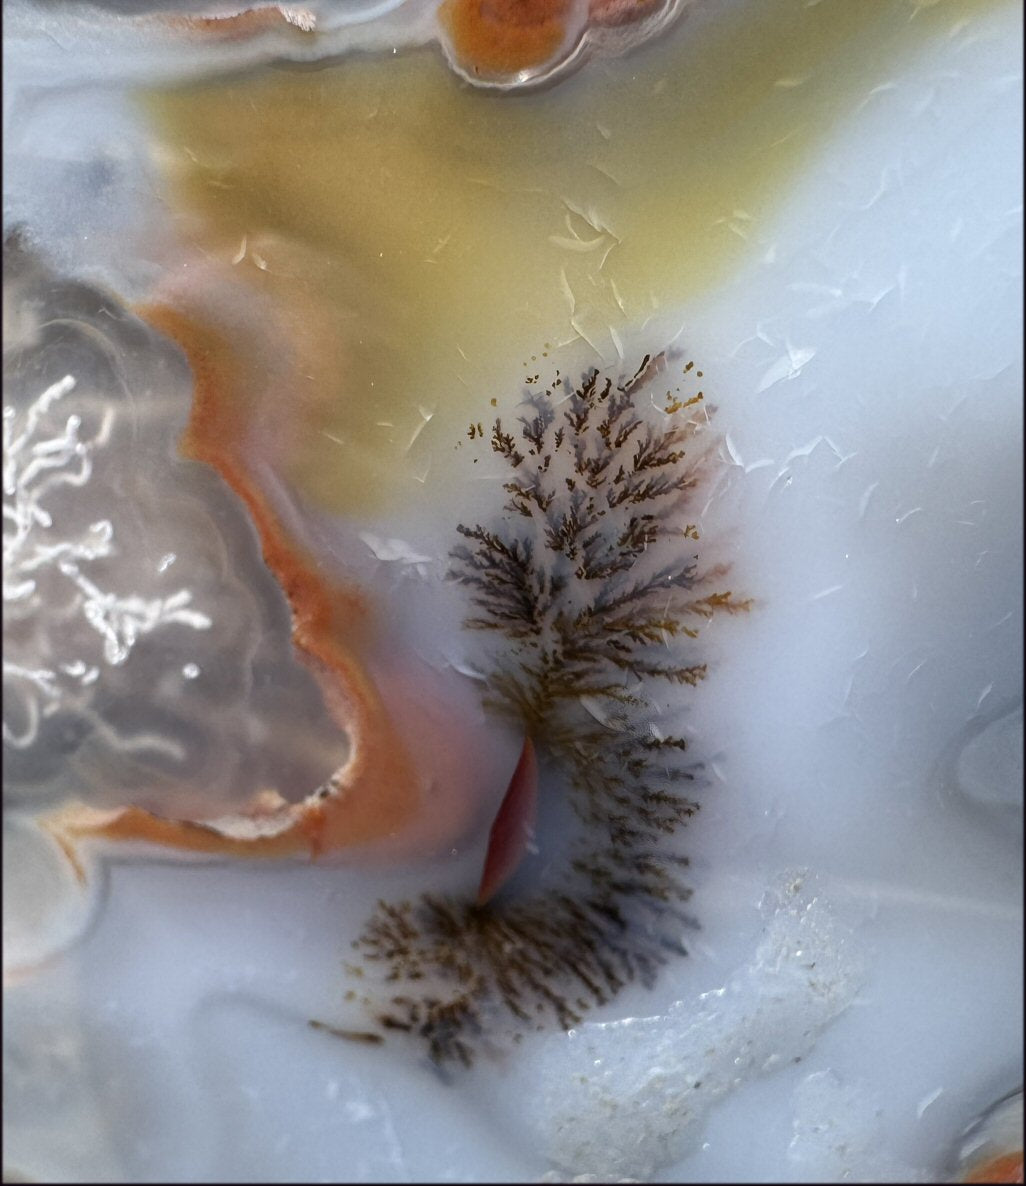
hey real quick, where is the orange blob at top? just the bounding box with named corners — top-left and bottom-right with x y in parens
top-left (437, 0), bottom-right (670, 78)
top-left (439, 0), bottom-right (578, 76)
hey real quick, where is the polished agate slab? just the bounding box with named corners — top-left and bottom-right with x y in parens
top-left (3, 0), bottom-right (1023, 1181)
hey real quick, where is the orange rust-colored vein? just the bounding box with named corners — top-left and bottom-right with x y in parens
top-left (154, 302), bottom-right (369, 675)
top-left (50, 301), bottom-right (422, 862)
top-left (163, 6), bottom-right (317, 40)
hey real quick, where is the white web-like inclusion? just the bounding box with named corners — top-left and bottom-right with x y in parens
top-left (2, 374), bottom-right (212, 750)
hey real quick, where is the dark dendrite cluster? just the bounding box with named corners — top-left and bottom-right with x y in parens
top-left (355, 352), bottom-right (748, 1067)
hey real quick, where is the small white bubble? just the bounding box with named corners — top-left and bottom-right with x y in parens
top-left (157, 552), bottom-right (176, 572)
top-left (182, 663), bottom-right (200, 680)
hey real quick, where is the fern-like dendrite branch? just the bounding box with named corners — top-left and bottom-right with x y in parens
top-left (355, 351), bottom-right (749, 1065)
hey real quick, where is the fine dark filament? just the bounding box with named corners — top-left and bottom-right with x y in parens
top-left (355, 351), bottom-right (749, 1067)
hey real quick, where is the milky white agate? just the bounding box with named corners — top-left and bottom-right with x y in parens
top-left (2, 0), bottom-right (1023, 1181)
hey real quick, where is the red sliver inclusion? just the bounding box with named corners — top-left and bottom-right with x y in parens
top-left (477, 736), bottom-right (539, 907)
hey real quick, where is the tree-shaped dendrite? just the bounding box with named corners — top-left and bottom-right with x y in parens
top-left (355, 351), bottom-right (749, 1068)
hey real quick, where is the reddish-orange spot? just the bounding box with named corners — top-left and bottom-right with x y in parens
top-left (477, 736), bottom-right (538, 906)
top-left (439, 0), bottom-right (575, 77)
top-left (963, 1153), bottom-right (1025, 1184)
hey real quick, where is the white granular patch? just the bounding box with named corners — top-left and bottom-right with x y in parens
top-left (525, 870), bottom-right (866, 1180)
top-left (787, 1070), bottom-right (932, 1183)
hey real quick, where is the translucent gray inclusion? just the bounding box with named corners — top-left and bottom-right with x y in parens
top-left (2, 236), bottom-right (346, 816)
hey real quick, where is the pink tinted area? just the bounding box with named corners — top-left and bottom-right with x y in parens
top-left (477, 736), bottom-right (539, 907)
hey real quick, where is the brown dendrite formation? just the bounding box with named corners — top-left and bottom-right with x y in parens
top-left (355, 351), bottom-right (749, 1068)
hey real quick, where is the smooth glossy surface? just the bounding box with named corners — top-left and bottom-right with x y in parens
top-left (3, 0), bottom-right (1022, 1181)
